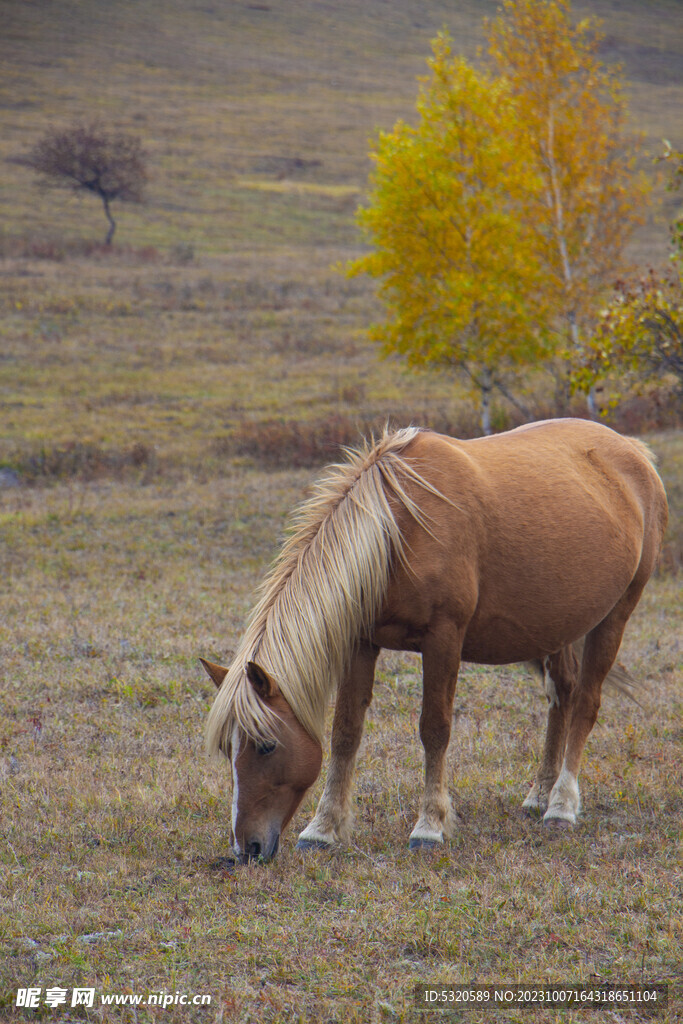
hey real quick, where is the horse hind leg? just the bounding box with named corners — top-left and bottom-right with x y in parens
top-left (297, 643), bottom-right (378, 852)
top-left (522, 645), bottom-right (577, 816)
top-left (544, 580), bottom-right (647, 827)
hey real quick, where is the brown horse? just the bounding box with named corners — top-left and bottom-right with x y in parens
top-left (204, 419), bottom-right (668, 862)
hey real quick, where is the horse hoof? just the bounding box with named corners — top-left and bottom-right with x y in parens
top-left (409, 837), bottom-right (440, 852)
top-left (296, 838), bottom-right (332, 853)
top-left (543, 815), bottom-right (573, 830)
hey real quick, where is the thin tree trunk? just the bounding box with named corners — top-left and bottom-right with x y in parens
top-left (547, 113), bottom-right (597, 420)
top-left (554, 364), bottom-right (571, 416)
top-left (567, 310), bottom-right (598, 419)
top-left (102, 195), bottom-right (116, 246)
top-left (480, 367), bottom-right (493, 435)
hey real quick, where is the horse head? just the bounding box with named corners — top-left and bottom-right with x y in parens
top-left (201, 658), bottom-right (323, 862)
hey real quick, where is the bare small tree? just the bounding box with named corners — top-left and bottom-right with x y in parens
top-left (26, 122), bottom-right (146, 245)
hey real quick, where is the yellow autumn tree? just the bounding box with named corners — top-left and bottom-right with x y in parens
top-left (349, 37), bottom-right (552, 434)
top-left (487, 0), bottom-right (649, 413)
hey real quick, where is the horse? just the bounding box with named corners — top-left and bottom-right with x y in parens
top-left (203, 419), bottom-right (668, 862)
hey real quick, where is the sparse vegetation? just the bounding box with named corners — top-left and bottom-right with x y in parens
top-left (0, 0), bottom-right (681, 1021)
top-left (576, 147), bottom-right (683, 404)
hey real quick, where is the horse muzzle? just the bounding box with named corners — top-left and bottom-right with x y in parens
top-left (236, 830), bottom-right (280, 864)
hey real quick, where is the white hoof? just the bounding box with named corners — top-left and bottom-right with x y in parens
top-left (409, 819), bottom-right (444, 847)
top-left (297, 821), bottom-right (339, 849)
top-left (296, 837), bottom-right (333, 853)
top-left (544, 767), bottom-right (580, 825)
top-left (543, 812), bottom-right (575, 829)
top-left (409, 836), bottom-right (441, 851)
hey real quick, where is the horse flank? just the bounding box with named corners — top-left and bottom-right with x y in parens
top-left (205, 426), bottom-right (444, 754)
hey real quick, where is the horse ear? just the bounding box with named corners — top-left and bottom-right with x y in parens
top-left (200, 658), bottom-right (228, 689)
top-left (246, 661), bottom-right (277, 700)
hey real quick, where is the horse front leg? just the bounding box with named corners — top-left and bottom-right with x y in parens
top-left (296, 642), bottom-right (379, 851)
top-left (410, 626), bottom-right (462, 850)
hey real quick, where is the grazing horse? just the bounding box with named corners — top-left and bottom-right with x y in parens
top-left (203, 419), bottom-right (668, 862)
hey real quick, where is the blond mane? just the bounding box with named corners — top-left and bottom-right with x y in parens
top-left (205, 426), bottom-right (441, 755)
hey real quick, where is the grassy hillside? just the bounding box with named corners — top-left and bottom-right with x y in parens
top-left (0, 2), bottom-right (682, 1021)
top-left (0, 0), bottom-right (682, 481)
top-left (1, 0), bottom-right (682, 255)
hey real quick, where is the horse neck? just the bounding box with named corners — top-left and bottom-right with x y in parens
top-left (248, 473), bottom-right (400, 743)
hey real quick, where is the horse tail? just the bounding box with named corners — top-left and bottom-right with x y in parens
top-left (598, 656), bottom-right (647, 706)
top-left (528, 639), bottom-right (646, 707)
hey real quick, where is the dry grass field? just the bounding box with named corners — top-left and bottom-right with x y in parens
top-left (0, 462), bottom-right (681, 1023)
top-left (1, 1), bottom-right (682, 1021)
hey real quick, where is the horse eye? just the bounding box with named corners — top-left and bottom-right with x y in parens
top-left (257, 741), bottom-right (276, 757)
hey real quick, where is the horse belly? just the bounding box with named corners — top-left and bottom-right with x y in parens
top-left (461, 518), bottom-right (642, 663)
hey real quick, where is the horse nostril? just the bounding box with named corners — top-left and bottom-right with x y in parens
top-left (246, 840), bottom-right (261, 860)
